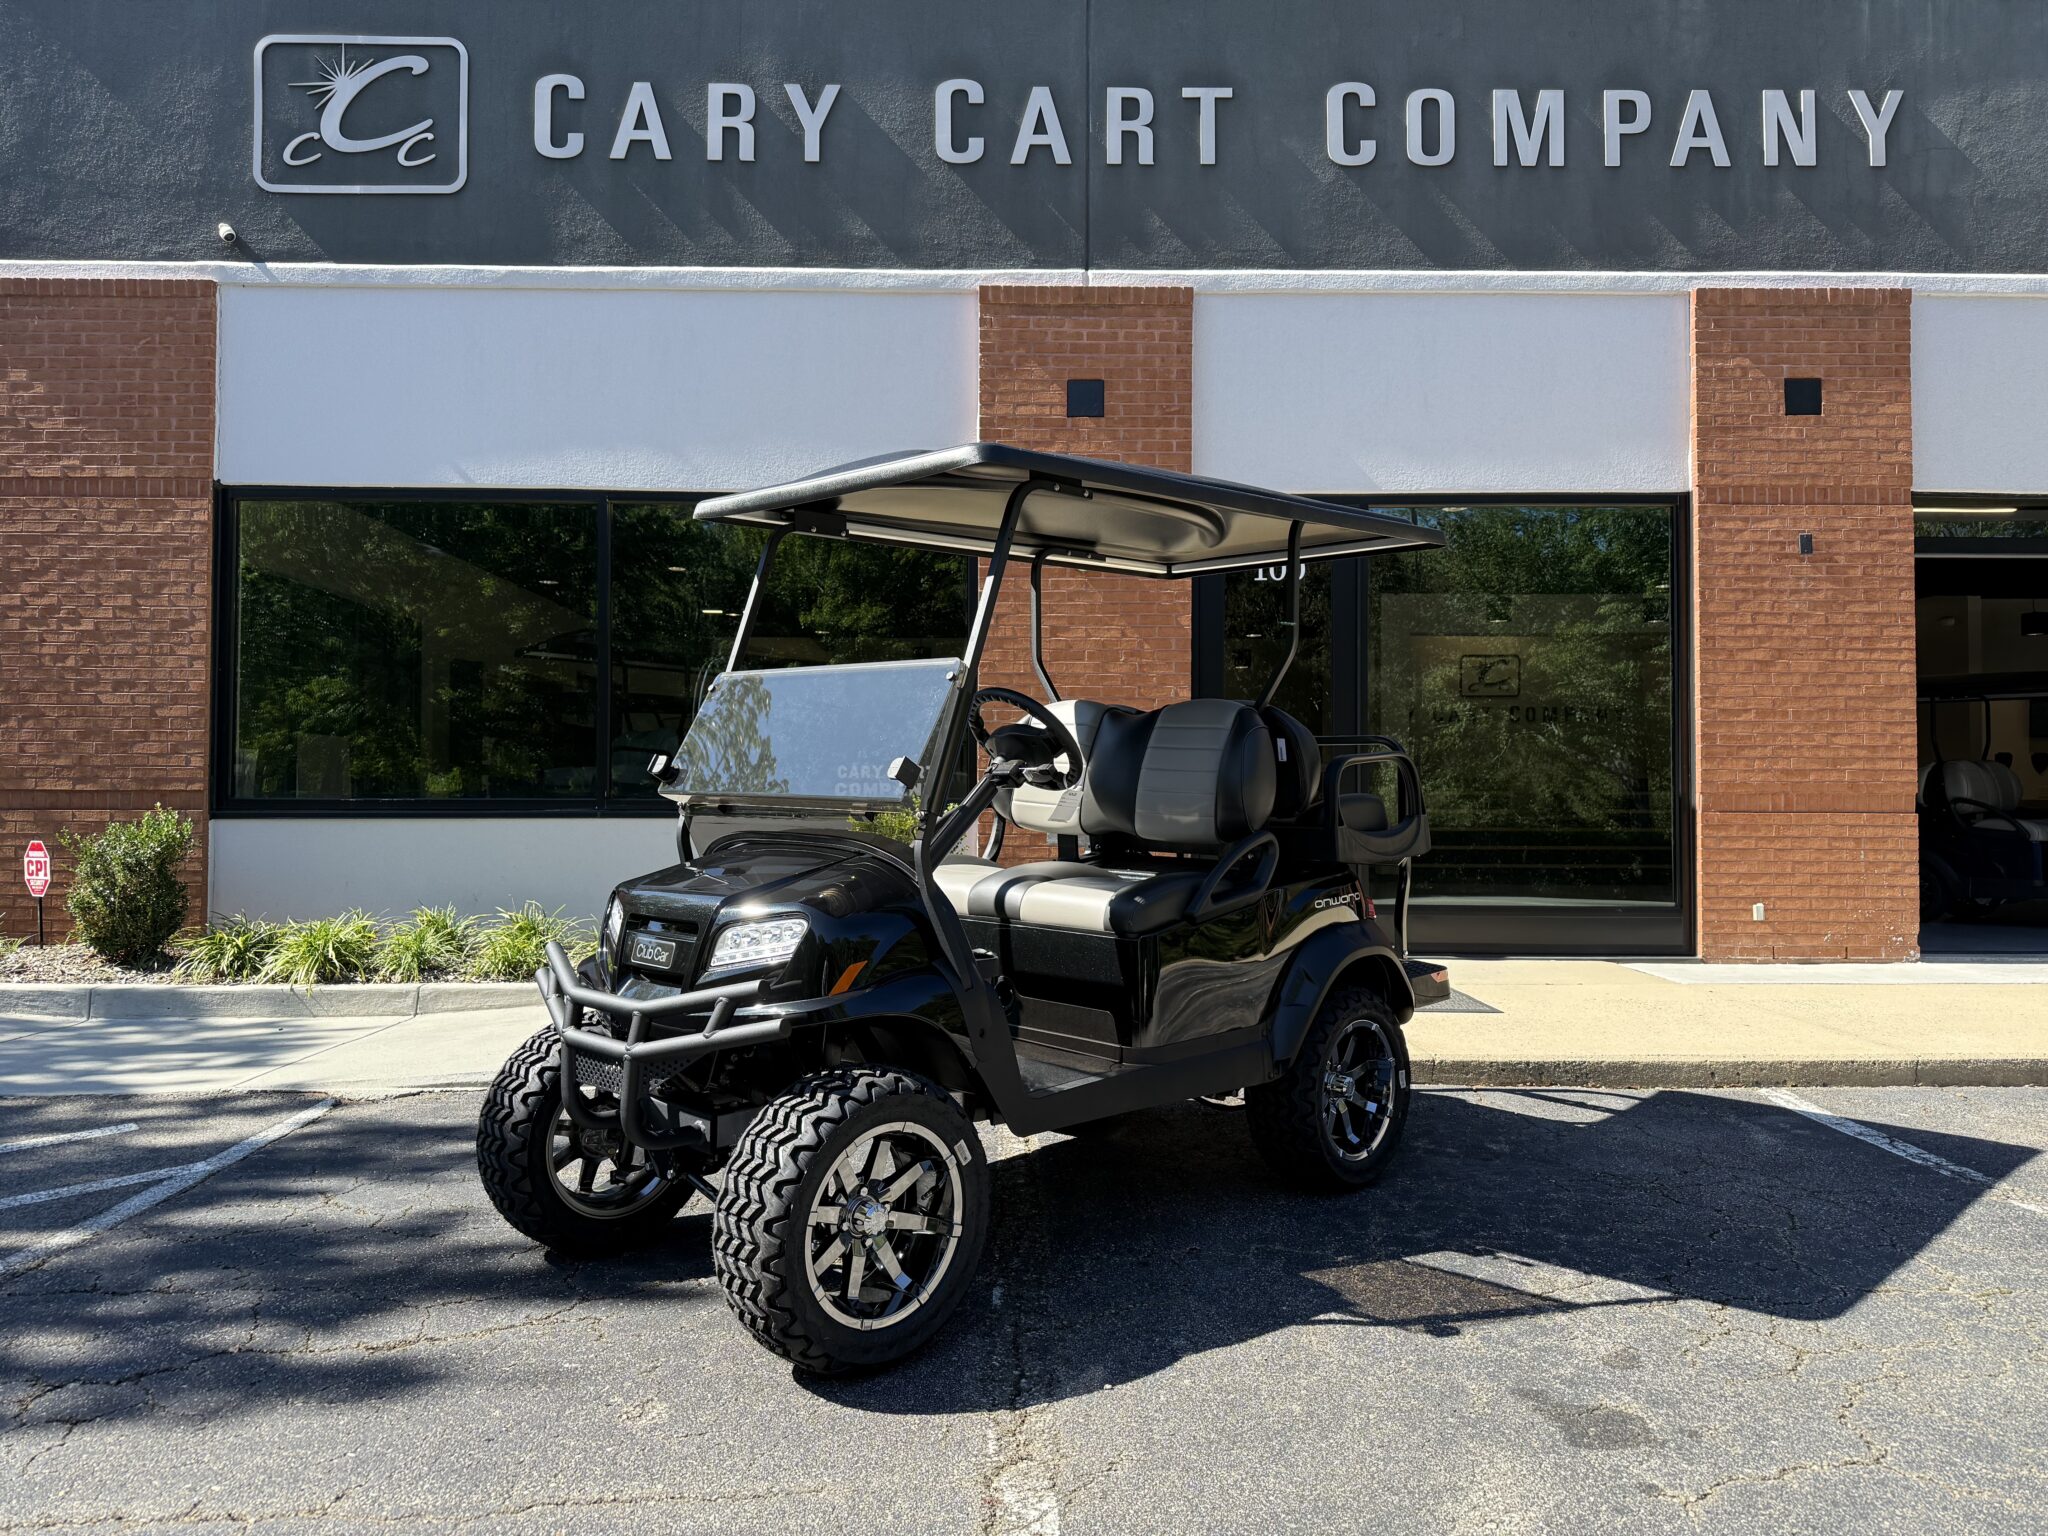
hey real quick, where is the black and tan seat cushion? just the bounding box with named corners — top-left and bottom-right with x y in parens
top-left (936, 699), bottom-right (1278, 933)
top-left (933, 858), bottom-right (1205, 935)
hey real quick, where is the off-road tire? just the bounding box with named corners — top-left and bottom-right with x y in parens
top-left (1247, 984), bottom-right (1411, 1191)
top-left (476, 1028), bottom-right (692, 1255)
top-left (713, 1067), bottom-right (990, 1374)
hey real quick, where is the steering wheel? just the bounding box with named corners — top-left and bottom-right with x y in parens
top-left (967, 687), bottom-right (1084, 790)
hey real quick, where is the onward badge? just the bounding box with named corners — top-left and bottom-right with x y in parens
top-left (253, 35), bottom-right (468, 194)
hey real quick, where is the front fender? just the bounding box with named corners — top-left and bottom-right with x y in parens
top-left (1267, 922), bottom-right (1416, 1072)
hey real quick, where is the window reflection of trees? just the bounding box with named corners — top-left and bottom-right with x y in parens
top-left (1371, 507), bottom-right (1675, 904)
top-left (235, 500), bottom-right (596, 801)
top-left (671, 674), bottom-right (788, 797)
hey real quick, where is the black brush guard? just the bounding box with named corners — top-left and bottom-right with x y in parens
top-left (535, 940), bottom-right (782, 1152)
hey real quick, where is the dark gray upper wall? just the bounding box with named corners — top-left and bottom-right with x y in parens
top-left (2, 0), bottom-right (2043, 271)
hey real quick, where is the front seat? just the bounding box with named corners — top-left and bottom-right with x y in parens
top-left (936, 699), bottom-right (1277, 935)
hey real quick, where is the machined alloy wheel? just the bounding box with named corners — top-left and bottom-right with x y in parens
top-left (1247, 983), bottom-right (1412, 1190)
top-left (714, 1067), bottom-right (991, 1373)
top-left (803, 1119), bottom-right (966, 1330)
top-left (546, 1105), bottom-right (675, 1220)
top-left (476, 1027), bottom-right (693, 1255)
top-left (1320, 1018), bottom-right (1398, 1164)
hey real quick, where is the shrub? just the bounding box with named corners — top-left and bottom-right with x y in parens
top-left (174, 917), bottom-right (280, 982)
top-left (60, 806), bottom-right (195, 965)
top-left (375, 905), bottom-right (475, 982)
top-left (260, 911), bottom-right (380, 986)
top-left (469, 903), bottom-right (594, 981)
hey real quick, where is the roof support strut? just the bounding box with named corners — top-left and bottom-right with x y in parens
top-left (1254, 521), bottom-right (1304, 711)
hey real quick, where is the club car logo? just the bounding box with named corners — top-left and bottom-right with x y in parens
top-left (252, 34), bottom-right (468, 194)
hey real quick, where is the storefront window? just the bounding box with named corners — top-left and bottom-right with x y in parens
top-left (1210, 502), bottom-right (1681, 920)
top-left (224, 496), bottom-right (969, 809)
top-left (1369, 506), bottom-right (1677, 906)
top-left (231, 500), bottom-right (599, 802)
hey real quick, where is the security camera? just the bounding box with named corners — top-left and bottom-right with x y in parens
top-left (217, 222), bottom-right (238, 246)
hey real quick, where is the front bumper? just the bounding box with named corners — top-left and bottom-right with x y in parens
top-left (536, 940), bottom-right (785, 1151)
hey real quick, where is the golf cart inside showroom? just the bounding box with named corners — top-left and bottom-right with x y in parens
top-left (477, 444), bottom-right (1449, 1371)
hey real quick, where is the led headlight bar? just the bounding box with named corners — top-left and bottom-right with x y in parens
top-left (707, 916), bottom-right (807, 972)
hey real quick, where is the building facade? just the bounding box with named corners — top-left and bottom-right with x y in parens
top-left (4, 1), bottom-right (2047, 960)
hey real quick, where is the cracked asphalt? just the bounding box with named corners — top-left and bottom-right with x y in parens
top-left (1, 1084), bottom-right (2044, 1533)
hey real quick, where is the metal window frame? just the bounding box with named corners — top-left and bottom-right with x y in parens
top-left (1194, 492), bottom-right (1694, 957)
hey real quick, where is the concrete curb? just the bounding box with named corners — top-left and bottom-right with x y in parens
top-left (1414, 1058), bottom-right (2048, 1089)
top-left (0, 981), bottom-right (538, 1022)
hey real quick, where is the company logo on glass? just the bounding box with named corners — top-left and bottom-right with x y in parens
top-left (253, 35), bottom-right (468, 194)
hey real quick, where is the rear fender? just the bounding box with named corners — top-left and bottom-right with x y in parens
top-left (1267, 923), bottom-right (1416, 1072)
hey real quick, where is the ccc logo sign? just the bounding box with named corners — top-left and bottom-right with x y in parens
top-left (253, 34), bottom-right (468, 195)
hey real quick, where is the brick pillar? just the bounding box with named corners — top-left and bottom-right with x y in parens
top-left (0, 279), bottom-right (217, 941)
top-left (976, 285), bottom-right (1194, 860)
top-left (1690, 287), bottom-right (1918, 960)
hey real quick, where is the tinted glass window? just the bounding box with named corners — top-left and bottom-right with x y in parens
top-left (1369, 506), bottom-right (1676, 906)
top-left (231, 500), bottom-right (597, 801)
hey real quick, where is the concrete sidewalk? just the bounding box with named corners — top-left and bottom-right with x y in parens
top-left (0, 959), bottom-right (2041, 1096)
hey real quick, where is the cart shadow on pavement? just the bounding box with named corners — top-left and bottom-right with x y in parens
top-left (812, 1087), bottom-right (2043, 1413)
top-left (0, 1088), bottom-right (2037, 1431)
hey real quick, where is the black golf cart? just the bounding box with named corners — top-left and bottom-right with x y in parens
top-left (477, 445), bottom-right (1450, 1372)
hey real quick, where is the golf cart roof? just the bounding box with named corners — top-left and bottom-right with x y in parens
top-left (693, 444), bottom-right (1444, 577)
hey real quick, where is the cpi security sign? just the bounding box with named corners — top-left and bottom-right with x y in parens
top-left (253, 34), bottom-right (468, 194)
top-left (23, 840), bottom-right (51, 900)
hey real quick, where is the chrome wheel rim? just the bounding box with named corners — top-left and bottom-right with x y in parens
top-left (1320, 1019), bottom-right (1397, 1164)
top-left (546, 1105), bottom-right (671, 1219)
top-left (805, 1120), bottom-right (966, 1331)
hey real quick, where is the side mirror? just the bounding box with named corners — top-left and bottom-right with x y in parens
top-left (648, 752), bottom-right (683, 789)
top-left (887, 756), bottom-right (922, 791)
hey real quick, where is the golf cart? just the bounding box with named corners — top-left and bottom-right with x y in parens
top-left (1918, 672), bottom-right (2048, 918)
top-left (476, 445), bottom-right (1450, 1372)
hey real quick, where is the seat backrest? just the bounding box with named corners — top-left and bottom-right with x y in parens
top-left (1259, 706), bottom-right (1323, 821)
top-left (998, 698), bottom-right (1119, 837)
top-left (1916, 761), bottom-right (1937, 809)
top-left (1985, 759), bottom-right (2025, 810)
top-left (1083, 699), bottom-right (1277, 852)
top-left (1940, 759), bottom-right (2007, 811)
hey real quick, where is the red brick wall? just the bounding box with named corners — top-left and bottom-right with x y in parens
top-left (1691, 287), bottom-right (1918, 959)
top-left (0, 278), bottom-right (216, 942)
top-left (976, 285), bottom-right (1194, 860)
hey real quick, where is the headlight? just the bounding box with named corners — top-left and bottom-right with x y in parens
top-left (707, 916), bottom-right (807, 972)
top-left (603, 897), bottom-right (625, 954)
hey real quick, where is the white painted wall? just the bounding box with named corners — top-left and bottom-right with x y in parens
top-left (1192, 292), bottom-right (1691, 494)
top-left (1914, 295), bottom-right (2048, 494)
top-left (216, 285), bottom-right (977, 489)
top-left (208, 818), bottom-right (681, 923)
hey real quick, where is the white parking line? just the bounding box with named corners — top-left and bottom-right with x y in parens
top-left (1761, 1088), bottom-right (2048, 1217)
top-left (0, 1122), bottom-right (140, 1156)
top-left (0, 1165), bottom-right (189, 1212)
top-left (0, 1099), bottom-right (335, 1280)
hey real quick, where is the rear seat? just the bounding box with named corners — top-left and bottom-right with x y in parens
top-left (935, 698), bottom-right (1277, 934)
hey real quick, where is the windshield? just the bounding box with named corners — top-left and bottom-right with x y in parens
top-left (668, 658), bottom-right (960, 805)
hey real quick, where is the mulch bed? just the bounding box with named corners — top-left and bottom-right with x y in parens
top-left (0, 943), bottom-right (180, 986)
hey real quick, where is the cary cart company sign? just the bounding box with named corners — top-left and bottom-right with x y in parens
top-left (8, 0), bottom-right (2048, 270)
top-left (256, 38), bottom-right (1908, 191)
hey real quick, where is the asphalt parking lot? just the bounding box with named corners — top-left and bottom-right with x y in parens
top-left (2, 1084), bottom-right (2044, 1534)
